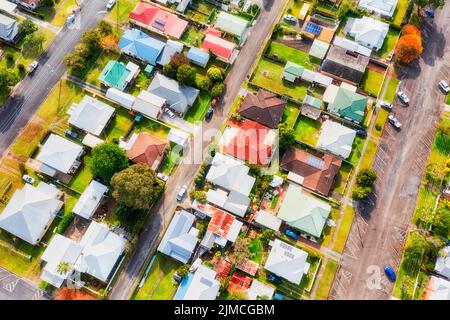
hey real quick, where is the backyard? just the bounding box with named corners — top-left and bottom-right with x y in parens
top-left (361, 69), bottom-right (385, 97)
top-left (293, 116), bottom-right (321, 146)
top-left (184, 91), bottom-right (212, 123)
top-left (265, 42), bottom-right (320, 69)
top-left (282, 102), bottom-right (301, 128)
top-left (180, 25), bottom-right (205, 47)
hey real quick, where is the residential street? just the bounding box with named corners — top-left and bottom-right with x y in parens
top-left (330, 4), bottom-right (450, 300)
top-left (0, 0), bottom-right (109, 157)
top-left (109, 0), bottom-right (288, 300)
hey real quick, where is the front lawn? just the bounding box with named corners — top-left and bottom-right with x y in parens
top-left (380, 27), bottom-right (400, 58)
top-left (266, 42), bottom-right (320, 68)
top-left (348, 136), bottom-right (365, 167)
top-left (161, 145), bottom-right (182, 175)
top-left (361, 69), bottom-right (385, 97)
top-left (69, 155), bottom-right (93, 194)
top-left (382, 76), bottom-right (400, 103)
top-left (315, 259), bottom-right (338, 300)
top-left (332, 206), bottom-right (355, 253)
top-left (392, 0), bottom-right (410, 27)
top-left (333, 162), bottom-right (353, 196)
top-left (184, 91), bottom-right (212, 123)
top-left (108, 0), bottom-right (139, 24)
top-left (293, 116), bottom-right (321, 146)
top-left (282, 102), bottom-right (301, 127)
top-left (373, 108), bottom-right (390, 138)
top-left (50, 0), bottom-right (79, 27)
top-left (359, 137), bottom-right (379, 170)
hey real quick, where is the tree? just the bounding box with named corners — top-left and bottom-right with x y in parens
top-left (111, 164), bottom-right (164, 210)
top-left (97, 20), bottom-right (113, 37)
top-left (401, 24), bottom-right (421, 36)
top-left (90, 142), bottom-right (129, 183)
top-left (57, 261), bottom-right (72, 275)
top-left (413, 0), bottom-right (445, 13)
top-left (401, 276), bottom-right (415, 300)
top-left (177, 64), bottom-right (197, 86)
top-left (116, 204), bottom-right (146, 226)
top-left (189, 190), bottom-right (207, 203)
top-left (195, 75), bottom-right (211, 91)
top-left (226, 291), bottom-right (247, 300)
top-left (100, 34), bottom-right (118, 52)
top-left (23, 32), bottom-right (46, 57)
top-left (170, 53), bottom-right (189, 68)
top-left (278, 122), bottom-right (295, 151)
top-left (433, 202), bottom-right (450, 237)
top-left (395, 33), bottom-right (423, 65)
top-left (207, 67), bottom-right (223, 82)
top-left (18, 19), bottom-right (37, 38)
top-left (356, 168), bottom-right (377, 187)
top-left (351, 185), bottom-right (372, 200)
top-left (438, 123), bottom-right (450, 136)
top-left (163, 63), bottom-right (177, 79)
top-left (176, 264), bottom-right (190, 278)
top-left (81, 30), bottom-right (101, 54)
top-left (211, 82), bottom-right (225, 98)
top-left (424, 163), bottom-right (445, 186)
top-left (232, 237), bottom-right (251, 265)
top-left (0, 69), bottom-right (19, 97)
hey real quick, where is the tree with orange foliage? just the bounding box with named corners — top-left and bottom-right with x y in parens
top-left (100, 34), bottom-right (118, 53)
top-left (401, 24), bottom-right (421, 37)
top-left (395, 28), bottom-right (423, 65)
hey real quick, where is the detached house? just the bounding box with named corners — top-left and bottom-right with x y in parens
top-left (173, 265), bottom-right (220, 300)
top-left (215, 12), bottom-right (249, 41)
top-left (72, 180), bottom-right (109, 220)
top-left (327, 87), bottom-right (368, 124)
top-left (358, 0), bottom-right (398, 18)
top-left (346, 16), bottom-right (389, 51)
top-left (201, 28), bottom-right (237, 63)
top-left (0, 14), bottom-right (18, 42)
top-left (99, 60), bottom-right (140, 91)
top-left (125, 132), bottom-right (167, 170)
top-left (316, 120), bottom-right (356, 159)
top-left (118, 29), bottom-right (166, 66)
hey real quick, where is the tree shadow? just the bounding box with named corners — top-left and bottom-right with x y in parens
top-left (394, 59), bottom-right (421, 81)
top-left (355, 184), bottom-right (378, 222)
top-left (420, 18), bottom-right (447, 66)
top-left (263, 0), bottom-right (274, 11)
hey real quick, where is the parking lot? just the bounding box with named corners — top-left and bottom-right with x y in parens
top-left (0, 267), bottom-right (49, 300)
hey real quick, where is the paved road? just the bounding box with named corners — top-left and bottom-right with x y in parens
top-left (0, 267), bottom-right (50, 300)
top-left (0, 0), bottom-right (109, 157)
top-left (109, 0), bottom-right (288, 300)
top-left (330, 5), bottom-right (450, 300)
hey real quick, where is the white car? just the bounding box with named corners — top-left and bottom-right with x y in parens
top-left (27, 61), bottom-right (39, 74)
top-left (397, 91), bottom-right (410, 105)
top-left (379, 100), bottom-right (392, 111)
top-left (176, 185), bottom-right (188, 202)
top-left (284, 14), bottom-right (297, 24)
top-left (157, 172), bottom-right (169, 183)
top-left (106, 0), bottom-right (116, 10)
top-left (388, 114), bottom-right (402, 130)
top-left (439, 80), bottom-right (449, 93)
top-left (22, 175), bottom-right (35, 184)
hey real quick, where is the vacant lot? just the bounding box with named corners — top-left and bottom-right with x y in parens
top-left (332, 206), bottom-right (355, 254)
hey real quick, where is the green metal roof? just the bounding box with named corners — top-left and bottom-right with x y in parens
top-left (98, 60), bottom-right (131, 91)
top-left (328, 88), bottom-right (367, 123)
top-left (144, 64), bottom-right (154, 74)
top-left (282, 61), bottom-right (304, 81)
top-left (277, 184), bottom-right (331, 238)
top-left (303, 95), bottom-right (322, 109)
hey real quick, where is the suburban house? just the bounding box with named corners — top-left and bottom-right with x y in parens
top-left (228, 273), bottom-right (252, 293)
top-left (124, 132), bottom-right (167, 170)
top-left (174, 0), bottom-right (191, 13)
top-left (321, 45), bottom-right (370, 85)
top-left (358, 0), bottom-right (398, 18)
top-left (201, 28), bottom-right (237, 63)
top-left (253, 210), bottom-right (282, 232)
top-left (426, 276), bottom-right (450, 300)
top-left (156, 39), bottom-right (184, 66)
top-left (187, 47), bottom-right (210, 68)
top-left (215, 258), bottom-right (232, 279)
top-left (203, 206), bottom-right (244, 248)
top-left (40, 221), bottom-right (126, 287)
top-left (0, 0), bottom-right (17, 14)
top-left (0, 182), bottom-right (63, 245)
top-left (157, 210), bottom-right (198, 263)
top-left (309, 39), bottom-right (330, 60)
top-left (277, 184), bottom-right (332, 239)
top-left (435, 246), bottom-right (450, 279)
top-left (118, 29), bottom-right (166, 66)
top-left (281, 147), bottom-right (342, 196)
top-left (316, 120), bottom-right (356, 159)
top-left (301, 95), bottom-right (323, 120)
top-left (204, 152), bottom-right (255, 217)
top-left (98, 60), bottom-right (140, 91)
top-left (239, 89), bottom-right (287, 128)
top-left (327, 87), bottom-right (368, 124)
top-left (333, 36), bottom-right (372, 57)
top-left (68, 96), bottom-right (116, 136)
top-left (147, 73), bottom-right (199, 115)
top-left (218, 120), bottom-right (276, 166)
top-left (36, 134), bottom-right (84, 177)
top-left (0, 14), bottom-right (18, 42)
top-left (129, 2), bottom-right (188, 39)
top-left (18, 0), bottom-right (41, 10)
top-left (173, 265), bottom-right (220, 300)
top-left (282, 61), bottom-right (333, 86)
top-left (264, 239), bottom-right (310, 285)
top-left (214, 12), bottom-right (249, 41)
top-left (168, 127), bottom-right (189, 149)
top-left (72, 180), bottom-right (109, 220)
top-left (345, 16), bottom-right (389, 51)
top-left (133, 90), bottom-right (167, 120)
top-left (247, 279), bottom-right (276, 300)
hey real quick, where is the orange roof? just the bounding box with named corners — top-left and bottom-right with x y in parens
top-left (208, 209), bottom-right (236, 239)
top-left (227, 273), bottom-right (252, 293)
top-left (127, 133), bottom-right (166, 170)
top-left (201, 33), bottom-right (236, 61)
top-left (236, 258), bottom-right (259, 276)
top-left (214, 258), bottom-right (232, 279)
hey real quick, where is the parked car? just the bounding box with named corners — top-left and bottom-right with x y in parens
top-left (273, 293), bottom-right (285, 300)
top-left (439, 80), bottom-right (449, 93)
top-left (27, 61), bottom-right (39, 74)
top-left (388, 114), bottom-right (402, 130)
top-left (106, 0), bottom-right (116, 10)
top-left (285, 229), bottom-right (298, 240)
top-left (65, 129), bottom-right (78, 139)
top-left (157, 172), bottom-right (169, 183)
top-left (66, 14), bottom-right (75, 25)
top-left (73, 6), bottom-right (81, 14)
top-left (397, 91), bottom-right (410, 105)
top-left (22, 175), bottom-right (35, 185)
top-left (379, 100), bottom-right (393, 111)
top-left (283, 14), bottom-right (297, 24)
top-left (356, 129), bottom-right (367, 138)
top-left (267, 274), bottom-right (282, 285)
top-left (205, 108), bottom-right (214, 121)
top-left (176, 185), bottom-right (188, 201)
top-left (165, 108), bottom-right (175, 119)
top-left (425, 7), bottom-right (435, 18)
top-left (384, 266), bottom-right (397, 282)
top-left (211, 97), bottom-right (220, 107)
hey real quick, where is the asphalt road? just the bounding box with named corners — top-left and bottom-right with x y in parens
top-left (0, 0), bottom-right (109, 157)
top-left (109, 0), bottom-right (288, 300)
top-left (330, 5), bottom-right (450, 300)
top-left (0, 267), bottom-right (49, 300)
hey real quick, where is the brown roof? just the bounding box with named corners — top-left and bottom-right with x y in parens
top-left (281, 147), bottom-right (342, 196)
top-left (127, 133), bottom-right (167, 170)
top-left (239, 90), bottom-right (287, 128)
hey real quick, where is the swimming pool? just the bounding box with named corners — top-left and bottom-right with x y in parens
top-left (173, 272), bottom-right (194, 300)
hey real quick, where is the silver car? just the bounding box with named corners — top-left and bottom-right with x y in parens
top-left (439, 80), bottom-right (449, 93)
top-left (397, 91), bottom-right (410, 104)
top-left (176, 185), bottom-right (188, 201)
top-left (388, 114), bottom-right (402, 130)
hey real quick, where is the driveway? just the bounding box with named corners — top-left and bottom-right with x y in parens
top-left (0, 267), bottom-right (50, 300)
top-left (109, 0), bottom-right (289, 300)
top-left (330, 5), bottom-right (450, 300)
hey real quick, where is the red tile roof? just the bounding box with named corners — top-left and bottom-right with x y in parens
top-left (208, 209), bottom-right (236, 239)
top-left (127, 133), bottom-right (167, 170)
top-left (130, 2), bottom-right (188, 39)
top-left (227, 273), bottom-right (252, 293)
top-left (201, 33), bottom-right (236, 61)
top-left (236, 258), bottom-right (259, 276)
top-left (221, 120), bottom-right (274, 166)
top-left (214, 258), bottom-right (232, 279)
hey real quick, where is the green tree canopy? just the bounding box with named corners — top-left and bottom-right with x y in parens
top-left (0, 69), bottom-right (19, 97)
top-left (278, 122), bottom-right (295, 151)
top-left (211, 82), bottom-right (225, 98)
top-left (90, 142), bottom-right (129, 183)
top-left (177, 64), bottom-right (197, 86)
top-left (18, 19), bottom-right (37, 38)
top-left (23, 31), bottom-right (46, 57)
top-left (206, 67), bottom-right (223, 82)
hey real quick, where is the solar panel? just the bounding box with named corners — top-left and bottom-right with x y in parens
top-left (305, 23), bottom-right (321, 35)
top-left (279, 241), bottom-right (293, 252)
top-left (307, 156), bottom-right (324, 170)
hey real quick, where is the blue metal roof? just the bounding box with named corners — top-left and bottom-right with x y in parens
top-left (187, 47), bottom-right (210, 66)
top-left (118, 29), bottom-right (165, 66)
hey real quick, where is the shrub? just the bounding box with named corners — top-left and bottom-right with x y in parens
top-left (176, 264), bottom-right (190, 278)
top-left (211, 82), bottom-right (225, 97)
top-left (189, 190), bottom-right (207, 203)
top-left (56, 212), bottom-right (74, 234)
top-left (206, 67), bottom-right (223, 82)
top-left (177, 64), bottom-right (197, 86)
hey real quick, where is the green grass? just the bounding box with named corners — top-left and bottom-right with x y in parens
top-left (161, 147), bottom-right (181, 175)
top-left (102, 107), bottom-right (134, 142)
top-left (332, 206), bottom-right (355, 254)
top-left (380, 27), bottom-right (400, 58)
top-left (383, 77), bottom-right (400, 103)
top-left (285, 0), bottom-right (305, 17)
top-left (134, 117), bottom-right (171, 139)
top-left (252, 59), bottom-right (309, 100)
top-left (85, 52), bottom-right (121, 88)
top-left (133, 253), bottom-right (181, 300)
top-left (249, 237), bottom-right (265, 264)
top-left (348, 136), bottom-right (365, 167)
top-left (266, 42), bottom-right (320, 69)
top-left (361, 69), bottom-right (385, 97)
top-left (180, 25), bottom-right (205, 47)
top-left (373, 108), bottom-right (390, 138)
top-left (69, 155), bottom-right (93, 194)
top-left (184, 91), bottom-right (212, 123)
top-left (333, 162), bottom-right (352, 195)
top-left (315, 259), bottom-right (337, 300)
top-left (359, 138), bottom-right (379, 170)
top-left (50, 0), bottom-right (79, 27)
top-left (293, 116), bottom-right (321, 146)
top-left (108, 0), bottom-right (139, 24)
top-left (282, 102), bottom-right (301, 127)
top-left (0, 173), bottom-right (12, 198)
top-left (392, 0), bottom-right (410, 27)
top-left (321, 207), bottom-right (340, 247)
top-left (446, 93), bottom-right (450, 105)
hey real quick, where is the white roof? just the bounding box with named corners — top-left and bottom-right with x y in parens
top-left (157, 210), bottom-right (198, 263)
top-left (247, 279), bottom-right (276, 300)
top-left (317, 120), bottom-right (356, 159)
top-left (427, 276), bottom-right (450, 300)
top-left (133, 90), bottom-right (165, 119)
top-left (435, 247), bottom-right (450, 279)
top-left (0, 0), bottom-right (17, 14)
top-left (72, 180), bottom-right (108, 219)
top-left (106, 88), bottom-right (136, 109)
top-left (40, 234), bottom-right (83, 288)
top-left (264, 239), bottom-right (310, 285)
top-left (254, 210), bottom-right (282, 232)
top-left (309, 39), bottom-right (330, 60)
top-left (323, 84), bottom-right (340, 104)
top-left (206, 152), bottom-right (256, 197)
top-left (333, 36), bottom-right (372, 57)
top-left (358, 0), bottom-right (398, 17)
top-left (0, 182), bottom-right (62, 245)
top-left (82, 134), bottom-right (104, 149)
top-left (75, 221), bottom-right (126, 282)
top-left (37, 134), bottom-right (83, 174)
top-left (69, 96), bottom-right (115, 136)
top-left (206, 189), bottom-right (250, 218)
top-left (215, 12), bottom-right (248, 38)
top-left (301, 69), bottom-right (333, 86)
top-left (176, 265), bottom-right (220, 300)
top-left (168, 128), bottom-right (189, 147)
top-left (347, 16), bottom-right (389, 50)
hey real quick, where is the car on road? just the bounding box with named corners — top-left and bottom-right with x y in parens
top-left (379, 101), bottom-right (393, 111)
top-left (106, 0), bottom-right (116, 10)
top-left (425, 7), bottom-right (435, 18)
top-left (439, 80), bottom-right (449, 93)
top-left (205, 108), bottom-right (213, 121)
top-left (157, 172), bottom-right (169, 183)
top-left (397, 91), bottom-right (410, 105)
top-left (27, 61), bottom-right (39, 74)
top-left (356, 129), bottom-right (367, 138)
top-left (66, 14), bottom-right (75, 25)
top-left (65, 129), bottom-right (78, 139)
top-left (176, 184), bottom-right (188, 201)
top-left (384, 266), bottom-right (397, 282)
top-left (22, 175), bottom-right (35, 184)
top-left (388, 114), bottom-right (402, 130)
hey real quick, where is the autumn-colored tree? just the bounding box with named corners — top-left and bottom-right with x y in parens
top-left (401, 24), bottom-right (421, 37)
top-left (100, 34), bottom-right (118, 52)
top-left (395, 34), bottom-right (423, 64)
